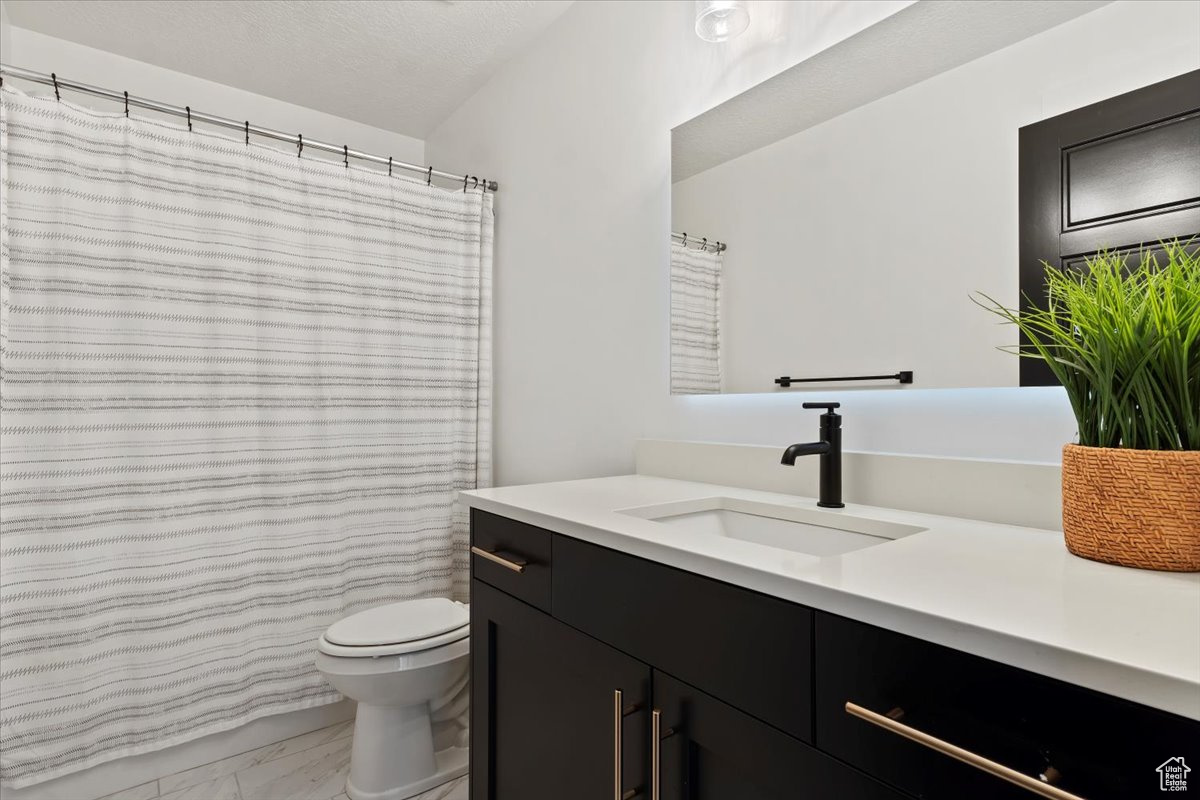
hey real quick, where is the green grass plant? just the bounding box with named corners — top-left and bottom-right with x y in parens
top-left (975, 242), bottom-right (1199, 450)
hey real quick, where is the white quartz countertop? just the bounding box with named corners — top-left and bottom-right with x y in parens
top-left (460, 475), bottom-right (1200, 721)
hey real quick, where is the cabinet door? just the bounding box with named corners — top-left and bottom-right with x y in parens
top-left (652, 671), bottom-right (904, 800)
top-left (471, 579), bottom-right (650, 800)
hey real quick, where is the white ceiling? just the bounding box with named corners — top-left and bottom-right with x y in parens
top-left (673, 0), bottom-right (1111, 181)
top-left (1, 0), bottom-right (574, 139)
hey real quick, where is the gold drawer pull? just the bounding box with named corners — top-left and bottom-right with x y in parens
top-left (845, 702), bottom-right (1086, 800)
top-left (470, 545), bottom-right (527, 573)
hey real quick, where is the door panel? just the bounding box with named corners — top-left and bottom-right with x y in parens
top-left (1018, 68), bottom-right (1200, 385)
top-left (1063, 113), bottom-right (1200, 227)
top-left (471, 580), bottom-right (650, 800)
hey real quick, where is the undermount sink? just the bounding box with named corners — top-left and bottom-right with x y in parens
top-left (618, 497), bottom-right (926, 557)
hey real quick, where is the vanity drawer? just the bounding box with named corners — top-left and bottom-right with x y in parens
top-left (470, 509), bottom-right (552, 612)
top-left (554, 534), bottom-right (813, 743)
top-left (815, 612), bottom-right (1200, 800)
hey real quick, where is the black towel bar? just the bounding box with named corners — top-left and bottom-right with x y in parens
top-left (774, 371), bottom-right (913, 388)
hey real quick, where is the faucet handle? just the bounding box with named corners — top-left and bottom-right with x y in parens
top-left (802, 402), bottom-right (841, 413)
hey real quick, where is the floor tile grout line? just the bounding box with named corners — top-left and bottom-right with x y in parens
top-left (155, 721), bottom-right (351, 796)
top-left (198, 721), bottom-right (346, 772)
top-left (231, 734), bottom-right (352, 800)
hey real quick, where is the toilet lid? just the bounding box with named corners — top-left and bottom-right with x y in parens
top-left (325, 598), bottom-right (469, 647)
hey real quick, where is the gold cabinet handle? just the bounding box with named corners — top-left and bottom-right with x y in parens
top-left (469, 545), bottom-right (527, 573)
top-left (613, 690), bottom-right (639, 800)
top-left (614, 689), bottom-right (624, 800)
top-left (651, 709), bottom-right (662, 800)
top-left (649, 710), bottom-right (675, 800)
top-left (845, 702), bottom-right (1086, 800)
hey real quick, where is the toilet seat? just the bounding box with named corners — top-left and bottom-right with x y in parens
top-left (318, 598), bottom-right (469, 658)
top-left (318, 624), bottom-right (469, 658)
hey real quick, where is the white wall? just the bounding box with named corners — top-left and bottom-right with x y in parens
top-left (427, 0), bottom-right (913, 484)
top-left (427, 0), bottom-right (1200, 486)
top-left (1, 2), bottom-right (12, 63)
top-left (2, 26), bottom-right (425, 167)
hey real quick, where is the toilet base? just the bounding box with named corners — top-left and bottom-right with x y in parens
top-left (343, 696), bottom-right (467, 800)
top-left (346, 744), bottom-right (467, 800)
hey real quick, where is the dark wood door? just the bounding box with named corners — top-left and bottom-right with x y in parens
top-left (470, 579), bottom-right (650, 800)
top-left (652, 671), bottom-right (905, 800)
top-left (1019, 69), bottom-right (1200, 385)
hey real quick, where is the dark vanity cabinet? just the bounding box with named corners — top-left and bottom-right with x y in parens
top-left (469, 509), bottom-right (1199, 800)
top-left (470, 579), bottom-right (650, 800)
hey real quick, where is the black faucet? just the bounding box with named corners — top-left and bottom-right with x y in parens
top-left (781, 402), bottom-right (844, 508)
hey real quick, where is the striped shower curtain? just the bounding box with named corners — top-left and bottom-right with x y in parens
top-left (670, 242), bottom-right (723, 394)
top-left (0, 87), bottom-right (491, 788)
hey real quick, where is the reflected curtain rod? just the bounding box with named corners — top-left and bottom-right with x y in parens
top-left (671, 231), bottom-right (727, 253)
top-left (0, 63), bottom-right (498, 192)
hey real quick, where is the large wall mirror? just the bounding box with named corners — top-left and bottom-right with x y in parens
top-left (669, 0), bottom-right (1200, 395)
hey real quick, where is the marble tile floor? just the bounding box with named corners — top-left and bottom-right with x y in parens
top-left (93, 722), bottom-right (467, 800)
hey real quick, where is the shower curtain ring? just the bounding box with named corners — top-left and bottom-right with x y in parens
top-left (185, 106), bottom-right (192, 131)
top-left (702, 238), bottom-right (708, 250)
top-left (297, 134), bottom-right (303, 158)
top-left (244, 121), bottom-right (249, 145)
top-left (388, 156), bottom-right (393, 177)
top-left (472, 176), bottom-right (479, 190)
top-left (123, 90), bottom-right (129, 117)
top-left (682, 233), bottom-right (687, 247)
top-left (51, 72), bottom-right (60, 101)
top-left (343, 144), bottom-right (349, 168)
top-left (426, 166), bottom-right (433, 186)
top-left (463, 174), bottom-right (468, 192)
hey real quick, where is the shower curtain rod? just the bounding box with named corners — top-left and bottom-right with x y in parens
top-left (671, 231), bottom-right (727, 253)
top-left (0, 63), bottom-right (499, 192)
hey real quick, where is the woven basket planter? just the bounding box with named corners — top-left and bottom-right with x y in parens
top-left (1061, 444), bottom-right (1200, 572)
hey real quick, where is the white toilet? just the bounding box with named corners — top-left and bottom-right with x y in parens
top-left (316, 598), bottom-right (470, 800)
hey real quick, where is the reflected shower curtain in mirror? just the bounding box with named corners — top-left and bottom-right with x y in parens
top-left (670, 242), bottom-right (723, 394)
top-left (0, 87), bottom-right (492, 787)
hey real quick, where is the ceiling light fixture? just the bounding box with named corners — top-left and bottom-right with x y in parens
top-left (695, 0), bottom-right (751, 43)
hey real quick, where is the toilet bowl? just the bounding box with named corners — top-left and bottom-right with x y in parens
top-left (316, 598), bottom-right (469, 800)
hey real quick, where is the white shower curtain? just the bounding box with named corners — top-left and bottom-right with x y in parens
top-left (670, 242), bottom-right (723, 394)
top-left (0, 86), bottom-right (491, 788)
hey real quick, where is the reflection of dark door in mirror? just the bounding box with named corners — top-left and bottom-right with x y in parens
top-left (1018, 69), bottom-right (1200, 386)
